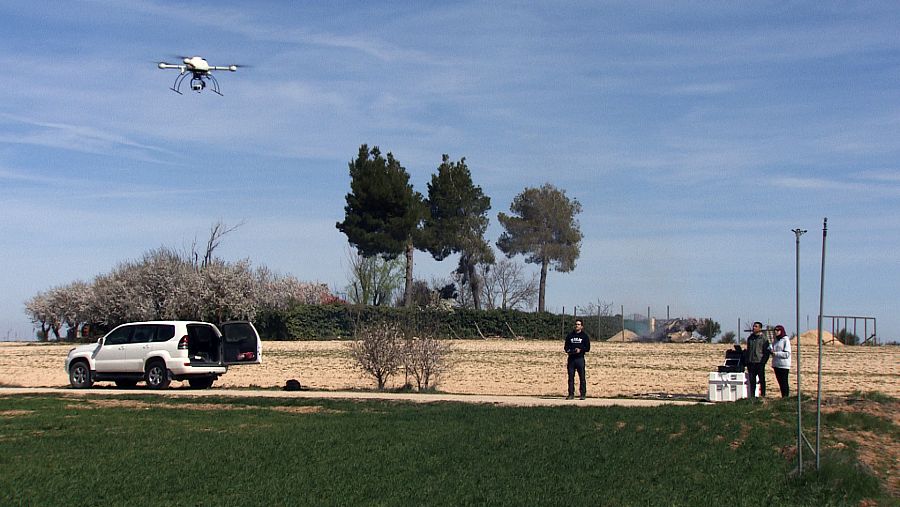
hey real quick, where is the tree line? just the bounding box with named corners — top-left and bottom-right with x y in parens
top-left (336, 145), bottom-right (583, 313)
top-left (25, 144), bottom-right (586, 340)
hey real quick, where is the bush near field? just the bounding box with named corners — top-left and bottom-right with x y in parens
top-left (255, 304), bottom-right (622, 341)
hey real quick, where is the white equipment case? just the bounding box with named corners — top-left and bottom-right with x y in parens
top-left (708, 372), bottom-right (759, 402)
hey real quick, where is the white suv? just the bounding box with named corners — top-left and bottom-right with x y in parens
top-left (65, 320), bottom-right (262, 389)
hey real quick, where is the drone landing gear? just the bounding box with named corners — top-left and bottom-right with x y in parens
top-left (170, 72), bottom-right (188, 95)
top-left (169, 72), bottom-right (223, 96)
top-left (207, 74), bottom-right (223, 96)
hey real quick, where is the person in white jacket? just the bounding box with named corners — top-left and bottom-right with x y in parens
top-left (771, 325), bottom-right (792, 397)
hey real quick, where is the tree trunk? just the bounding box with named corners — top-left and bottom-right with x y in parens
top-left (404, 240), bottom-right (414, 307)
top-left (538, 258), bottom-right (548, 312)
top-left (468, 260), bottom-right (481, 310)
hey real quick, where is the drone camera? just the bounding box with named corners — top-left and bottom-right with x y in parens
top-left (191, 79), bottom-right (205, 92)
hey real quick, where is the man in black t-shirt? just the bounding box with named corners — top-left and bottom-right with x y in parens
top-left (564, 319), bottom-right (591, 400)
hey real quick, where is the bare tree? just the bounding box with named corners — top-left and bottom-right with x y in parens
top-left (479, 258), bottom-right (538, 311)
top-left (192, 220), bottom-right (244, 269)
top-left (403, 333), bottom-right (453, 391)
top-left (575, 300), bottom-right (615, 318)
top-left (343, 247), bottom-right (404, 306)
top-left (348, 322), bottom-right (404, 390)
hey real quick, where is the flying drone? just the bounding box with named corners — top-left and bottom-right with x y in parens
top-left (157, 56), bottom-right (239, 95)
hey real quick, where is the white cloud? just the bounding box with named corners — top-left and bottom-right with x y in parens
top-left (771, 176), bottom-right (900, 197)
top-left (859, 170), bottom-right (900, 182)
top-left (0, 113), bottom-right (178, 161)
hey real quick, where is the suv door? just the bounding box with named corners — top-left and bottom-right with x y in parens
top-left (94, 325), bottom-right (133, 372)
top-left (126, 324), bottom-right (159, 372)
top-left (219, 321), bottom-right (262, 365)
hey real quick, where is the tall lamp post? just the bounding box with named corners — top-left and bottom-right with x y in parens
top-left (792, 228), bottom-right (807, 473)
top-left (815, 218), bottom-right (828, 470)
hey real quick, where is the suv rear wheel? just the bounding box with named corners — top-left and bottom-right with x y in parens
top-left (69, 361), bottom-right (93, 389)
top-left (145, 360), bottom-right (171, 389)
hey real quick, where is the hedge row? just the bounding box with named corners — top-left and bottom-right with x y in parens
top-left (255, 304), bottom-right (621, 341)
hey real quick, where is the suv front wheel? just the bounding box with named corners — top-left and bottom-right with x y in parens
top-left (69, 361), bottom-right (93, 389)
top-left (145, 360), bottom-right (171, 389)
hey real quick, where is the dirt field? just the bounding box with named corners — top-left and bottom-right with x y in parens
top-left (2, 340), bottom-right (897, 398)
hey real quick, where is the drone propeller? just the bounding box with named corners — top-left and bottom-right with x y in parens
top-left (167, 54), bottom-right (251, 67)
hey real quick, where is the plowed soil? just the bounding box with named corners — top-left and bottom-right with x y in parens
top-left (2, 340), bottom-right (897, 398)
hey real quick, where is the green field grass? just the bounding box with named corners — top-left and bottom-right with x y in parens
top-left (0, 394), bottom-right (892, 506)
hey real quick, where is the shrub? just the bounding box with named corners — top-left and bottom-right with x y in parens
top-left (403, 333), bottom-right (452, 391)
top-left (348, 322), bottom-right (404, 390)
top-left (836, 328), bottom-right (860, 345)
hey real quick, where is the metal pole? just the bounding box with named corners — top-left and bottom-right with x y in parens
top-left (792, 228), bottom-right (806, 473)
top-left (816, 218), bottom-right (827, 470)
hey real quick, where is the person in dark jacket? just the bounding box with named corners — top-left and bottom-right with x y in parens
top-left (564, 319), bottom-right (591, 400)
top-left (745, 322), bottom-right (772, 400)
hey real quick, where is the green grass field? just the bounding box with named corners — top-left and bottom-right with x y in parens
top-left (0, 394), bottom-right (893, 506)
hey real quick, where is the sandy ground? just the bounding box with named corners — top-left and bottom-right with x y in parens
top-left (1, 340), bottom-right (897, 398)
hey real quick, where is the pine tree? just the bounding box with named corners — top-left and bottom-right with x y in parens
top-left (497, 183), bottom-right (582, 312)
top-left (422, 155), bottom-right (494, 309)
top-left (336, 145), bottom-right (424, 306)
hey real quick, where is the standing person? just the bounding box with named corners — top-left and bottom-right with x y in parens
top-left (564, 319), bottom-right (591, 400)
top-left (771, 324), bottom-right (792, 398)
top-left (745, 322), bottom-right (772, 400)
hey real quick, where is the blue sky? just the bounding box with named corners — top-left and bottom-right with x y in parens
top-left (1, 1), bottom-right (898, 341)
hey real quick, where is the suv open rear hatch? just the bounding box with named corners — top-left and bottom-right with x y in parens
top-left (220, 321), bottom-right (262, 365)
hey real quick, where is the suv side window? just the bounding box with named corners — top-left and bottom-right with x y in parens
top-left (131, 325), bottom-right (156, 343)
top-left (153, 325), bottom-right (176, 342)
top-left (104, 326), bottom-right (132, 345)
